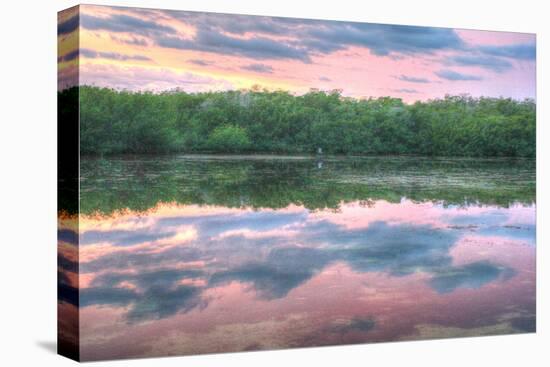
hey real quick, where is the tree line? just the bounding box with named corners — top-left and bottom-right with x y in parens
top-left (65, 85), bottom-right (535, 157)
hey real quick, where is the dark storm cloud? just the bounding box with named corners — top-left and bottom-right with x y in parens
top-left (478, 43), bottom-right (536, 60)
top-left (396, 75), bottom-right (431, 83)
top-left (156, 28), bottom-right (311, 62)
top-left (126, 285), bottom-right (204, 321)
top-left (210, 247), bottom-right (332, 299)
top-left (80, 48), bottom-right (152, 61)
top-left (241, 63), bottom-right (274, 74)
top-left (58, 15), bottom-right (79, 36)
top-left (329, 317), bottom-right (376, 334)
top-left (335, 221), bottom-right (457, 276)
top-left (58, 253), bottom-right (78, 273)
top-left (145, 10), bottom-right (466, 62)
top-left (188, 59), bottom-right (212, 66)
top-left (304, 23), bottom-right (464, 56)
top-left (81, 269), bottom-right (206, 321)
top-left (81, 246), bottom-right (204, 274)
top-left (92, 268), bottom-right (204, 289)
top-left (510, 315), bottom-right (536, 332)
top-left (77, 49), bottom-right (96, 59)
top-left (208, 220), bottom-right (460, 299)
top-left (428, 261), bottom-right (514, 294)
top-left (393, 88), bottom-right (420, 94)
top-left (110, 35), bottom-right (149, 46)
top-left (437, 42), bottom-right (536, 75)
top-left (447, 55), bottom-right (513, 72)
top-left (58, 228), bottom-right (78, 244)
top-left (81, 13), bottom-right (177, 35)
top-left (58, 280), bottom-right (79, 306)
top-left (58, 49), bottom-right (80, 63)
top-left (78, 209), bottom-right (520, 318)
top-left (164, 11), bottom-right (309, 37)
top-left (346, 318), bottom-right (376, 332)
top-left (435, 69), bottom-right (483, 81)
top-left (80, 287), bottom-right (138, 307)
top-left (80, 216), bottom-right (463, 306)
top-left (210, 263), bottom-right (316, 300)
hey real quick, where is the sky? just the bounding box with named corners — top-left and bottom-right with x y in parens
top-left (58, 5), bottom-right (536, 102)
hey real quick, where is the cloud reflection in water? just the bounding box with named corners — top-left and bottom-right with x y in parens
top-left (74, 200), bottom-right (535, 359)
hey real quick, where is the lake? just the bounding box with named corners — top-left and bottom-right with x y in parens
top-left (68, 155), bottom-right (536, 360)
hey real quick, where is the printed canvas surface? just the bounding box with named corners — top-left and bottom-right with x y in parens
top-left (58, 4), bottom-right (536, 361)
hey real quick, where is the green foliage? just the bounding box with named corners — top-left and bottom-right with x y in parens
top-left (207, 125), bottom-right (251, 152)
top-left (70, 86), bottom-right (536, 157)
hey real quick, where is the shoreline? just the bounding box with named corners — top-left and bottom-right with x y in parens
top-left (79, 152), bottom-right (537, 161)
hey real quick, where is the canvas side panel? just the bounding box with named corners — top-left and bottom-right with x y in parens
top-left (57, 5), bottom-right (80, 362)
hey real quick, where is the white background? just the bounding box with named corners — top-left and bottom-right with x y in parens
top-left (0, 0), bottom-right (547, 365)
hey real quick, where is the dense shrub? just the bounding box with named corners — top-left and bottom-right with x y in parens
top-left (70, 86), bottom-right (535, 157)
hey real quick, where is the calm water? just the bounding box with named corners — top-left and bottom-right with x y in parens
top-left (62, 155), bottom-right (536, 360)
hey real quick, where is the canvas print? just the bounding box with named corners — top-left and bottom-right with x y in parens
top-left (58, 4), bottom-right (536, 362)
